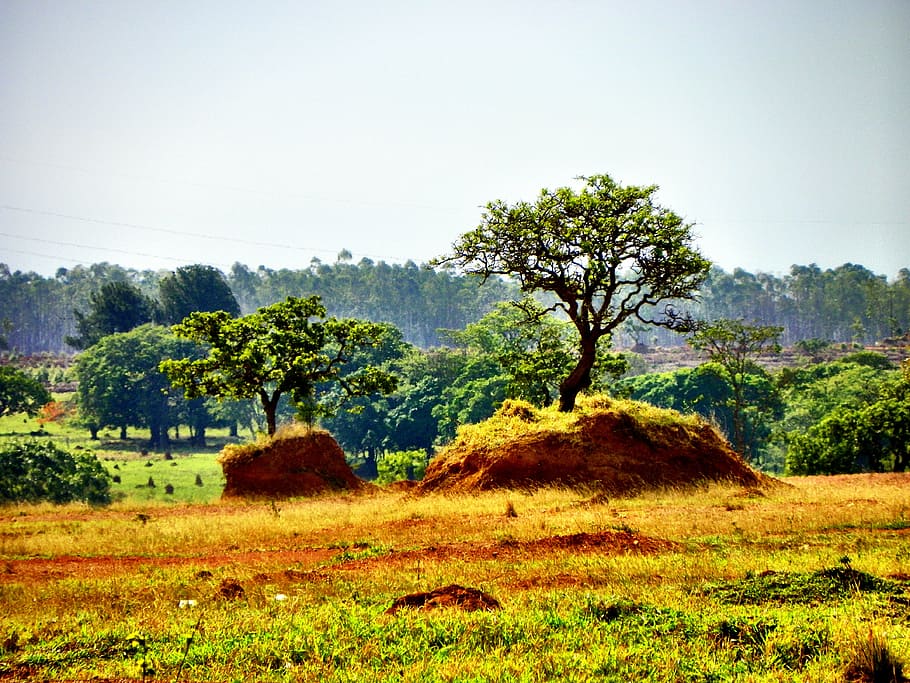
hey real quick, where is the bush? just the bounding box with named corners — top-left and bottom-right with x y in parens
top-left (0, 439), bottom-right (111, 505)
top-left (376, 450), bottom-right (429, 485)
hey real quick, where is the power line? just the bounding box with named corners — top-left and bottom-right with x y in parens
top-left (0, 204), bottom-right (331, 253)
top-left (0, 203), bottom-right (414, 263)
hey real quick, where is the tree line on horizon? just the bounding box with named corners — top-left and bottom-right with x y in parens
top-left (1, 257), bottom-right (908, 357)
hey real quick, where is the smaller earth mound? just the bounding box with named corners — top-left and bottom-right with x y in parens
top-left (219, 427), bottom-right (370, 499)
top-left (385, 584), bottom-right (501, 614)
top-left (419, 397), bottom-right (770, 495)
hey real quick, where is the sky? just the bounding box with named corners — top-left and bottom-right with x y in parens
top-left (1, 0), bottom-right (908, 281)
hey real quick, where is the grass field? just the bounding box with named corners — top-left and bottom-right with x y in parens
top-left (1, 410), bottom-right (909, 681)
top-left (1, 472), bottom-right (909, 682)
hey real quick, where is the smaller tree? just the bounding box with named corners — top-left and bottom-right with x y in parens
top-left (0, 366), bottom-right (51, 417)
top-left (160, 296), bottom-right (398, 435)
top-left (65, 281), bottom-right (159, 350)
top-left (687, 319), bottom-right (782, 458)
top-left (159, 264), bottom-right (240, 324)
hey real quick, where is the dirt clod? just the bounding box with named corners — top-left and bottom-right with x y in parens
top-left (385, 584), bottom-right (501, 614)
top-left (216, 577), bottom-right (245, 600)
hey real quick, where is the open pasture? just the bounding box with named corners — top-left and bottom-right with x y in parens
top-left (1, 474), bottom-right (909, 682)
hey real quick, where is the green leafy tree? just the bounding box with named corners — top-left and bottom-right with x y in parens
top-left (617, 362), bottom-right (783, 467)
top-left (160, 296), bottom-right (398, 435)
top-left (74, 324), bottom-right (199, 447)
top-left (159, 264), bottom-right (240, 324)
top-left (787, 359), bottom-right (910, 474)
top-left (0, 365), bottom-right (51, 417)
top-left (776, 356), bottom-right (894, 440)
top-left (0, 439), bottom-right (111, 505)
top-left (434, 174), bottom-right (710, 412)
top-left (65, 281), bottom-right (159, 350)
top-left (687, 319), bottom-right (783, 458)
top-left (444, 299), bottom-right (577, 407)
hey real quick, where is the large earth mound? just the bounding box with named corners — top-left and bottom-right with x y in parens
top-left (419, 397), bottom-right (770, 495)
top-left (219, 426), bottom-right (370, 499)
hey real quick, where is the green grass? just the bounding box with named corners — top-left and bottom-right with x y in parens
top-left (1, 477), bottom-right (909, 681)
top-left (101, 452), bottom-right (225, 505)
top-left (1, 407), bottom-right (233, 505)
top-left (1, 408), bottom-right (909, 681)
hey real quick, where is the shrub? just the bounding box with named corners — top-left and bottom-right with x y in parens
top-left (0, 439), bottom-right (111, 505)
top-left (376, 450), bottom-right (428, 484)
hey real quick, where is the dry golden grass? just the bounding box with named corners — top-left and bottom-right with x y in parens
top-left (2, 474), bottom-right (909, 682)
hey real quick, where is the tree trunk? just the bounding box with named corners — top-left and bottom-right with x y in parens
top-left (261, 391), bottom-right (280, 436)
top-left (558, 336), bottom-right (597, 412)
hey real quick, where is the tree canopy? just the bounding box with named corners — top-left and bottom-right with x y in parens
top-left (434, 174), bottom-right (711, 411)
top-left (159, 264), bottom-right (240, 324)
top-left (686, 319), bottom-right (783, 458)
top-left (65, 280), bottom-right (159, 350)
top-left (73, 324), bottom-right (201, 447)
top-left (0, 365), bottom-right (51, 417)
top-left (160, 296), bottom-right (399, 435)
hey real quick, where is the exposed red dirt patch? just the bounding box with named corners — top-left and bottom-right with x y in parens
top-left (0, 529), bottom-right (677, 589)
top-left (385, 584), bottom-right (501, 613)
top-left (420, 400), bottom-right (769, 495)
top-left (220, 429), bottom-right (372, 499)
top-left (0, 548), bottom-right (335, 586)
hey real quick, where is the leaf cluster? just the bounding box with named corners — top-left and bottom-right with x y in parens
top-left (0, 365), bottom-right (51, 418)
top-left (0, 439), bottom-right (111, 505)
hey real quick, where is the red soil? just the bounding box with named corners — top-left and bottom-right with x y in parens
top-left (220, 430), bottom-right (371, 499)
top-left (420, 403), bottom-right (769, 495)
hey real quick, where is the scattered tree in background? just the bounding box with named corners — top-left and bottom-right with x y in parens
top-left (686, 319), bottom-right (783, 458)
top-left (159, 264), bottom-right (240, 324)
top-left (435, 174), bottom-right (711, 411)
top-left (65, 281), bottom-right (159, 350)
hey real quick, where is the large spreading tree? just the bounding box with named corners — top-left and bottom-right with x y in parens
top-left (160, 296), bottom-right (399, 435)
top-left (434, 174), bottom-right (711, 411)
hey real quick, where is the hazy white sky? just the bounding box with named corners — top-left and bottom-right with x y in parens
top-left (2, 0), bottom-right (908, 279)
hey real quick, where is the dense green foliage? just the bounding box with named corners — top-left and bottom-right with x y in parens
top-left (0, 439), bottom-right (111, 504)
top-left (787, 360), bottom-right (909, 474)
top-left (161, 296), bottom-right (400, 435)
top-left (616, 363), bottom-right (784, 468)
top-left (158, 264), bottom-right (240, 324)
top-left (74, 325), bottom-right (209, 447)
top-left (65, 280), bottom-right (159, 350)
top-left (435, 174), bottom-right (711, 411)
top-left (0, 365), bottom-right (51, 417)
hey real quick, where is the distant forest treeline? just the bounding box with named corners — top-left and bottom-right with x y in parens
top-left (1, 258), bottom-right (909, 356)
